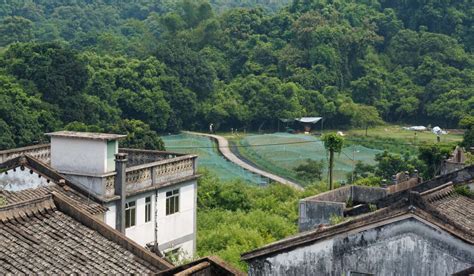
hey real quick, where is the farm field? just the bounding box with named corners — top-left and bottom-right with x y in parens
top-left (162, 133), bottom-right (266, 185)
top-left (235, 132), bottom-right (382, 184)
top-left (162, 125), bottom-right (463, 187)
top-left (229, 125), bottom-right (463, 185)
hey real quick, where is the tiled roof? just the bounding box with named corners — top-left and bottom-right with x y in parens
top-left (0, 185), bottom-right (106, 215)
top-left (0, 194), bottom-right (171, 274)
top-left (0, 155), bottom-right (108, 214)
top-left (242, 177), bottom-right (474, 261)
top-left (422, 183), bottom-right (474, 233)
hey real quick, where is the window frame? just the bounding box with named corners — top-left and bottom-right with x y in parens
top-left (125, 200), bottom-right (136, 228)
top-left (145, 196), bottom-right (152, 223)
top-left (165, 189), bottom-right (180, 216)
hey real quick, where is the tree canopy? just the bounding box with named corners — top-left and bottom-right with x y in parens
top-left (0, 0), bottom-right (472, 150)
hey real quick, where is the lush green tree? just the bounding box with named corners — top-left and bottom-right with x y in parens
top-left (418, 144), bottom-right (452, 178)
top-left (322, 133), bottom-right (344, 190)
top-left (346, 161), bottom-right (375, 184)
top-left (374, 151), bottom-right (413, 180)
top-left (340, 102), bottom-right (383, 135)
top-left (460, 116), bottom-right (474, 149)
top-left (0, 16), bottom-right (33, 47)
top-left (116, 119), bottom-right (166, 151)
top-left (0, 74), bottom-right (58, 149)
top-left (4, 42), bottom-right (88, 123)
top-left (294, 159), bottom-right (325, 183)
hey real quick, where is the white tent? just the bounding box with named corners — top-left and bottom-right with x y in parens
top-left (296, 117), bottom-right (323, 124)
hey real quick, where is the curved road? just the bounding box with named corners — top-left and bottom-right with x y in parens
top-left (184, 131), bottom-right (303, 191)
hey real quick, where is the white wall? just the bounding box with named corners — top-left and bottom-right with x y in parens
top-left (104, 180), bottom-right (197, 258)
top-left (156, 180), bottom-right (196, 257)
top-left (125, 191), bottom-right (156, 246)
top-left (105, 203), bottom-right (116, 229)
top-left (51, 137), bottom-right (108, 175)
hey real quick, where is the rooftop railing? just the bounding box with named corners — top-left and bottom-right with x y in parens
top-left (1, 145), bottom-right (198, 199)
top-left (119, 148), bottom-right (185, 167)
top-left (104, 154), bottom-right (197, 197)
top-left (0, 144), bottom-right (51, 164)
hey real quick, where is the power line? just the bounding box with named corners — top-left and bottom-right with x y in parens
top-left (166, 137), bottom-right (425, 149)
top-left (166, 139), bottom-right (321, 149)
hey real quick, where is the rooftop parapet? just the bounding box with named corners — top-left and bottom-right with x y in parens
top-left (299, 174), bottom-right (422, 232)
top-left (0, 142), bottom-right (198, 202)
top-left (0, 144), bottom-right (51, 164)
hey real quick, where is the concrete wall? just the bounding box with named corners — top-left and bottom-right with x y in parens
top-left (351, 186), bottom-right (387, 203)
top-left (441, 161), bottom-right (466, 175)
top-left (387, 178), bottom-right (420, 193)
top-left (51, 137), bottom-right (109, 175)
top-left (104, 179), bottom-right (197, 258)
top-left (299, 201), bottom-right (345, 232)
top-left (63, 173), bottom-right (106, 196)
top-left (298, 186), bottom-right (388, 232)
top-left (248, 217), bottom-right (474, 276)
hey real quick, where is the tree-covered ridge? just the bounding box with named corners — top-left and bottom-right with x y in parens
top-left (0, 0), bottom-right (472, 149)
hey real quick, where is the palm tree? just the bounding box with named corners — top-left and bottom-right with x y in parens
top-left (322, 133), bottom-right (344, 190)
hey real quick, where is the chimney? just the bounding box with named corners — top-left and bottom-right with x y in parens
top-left (115, 153), bottom-right (128, 233)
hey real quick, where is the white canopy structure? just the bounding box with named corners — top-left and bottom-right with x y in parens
top-left (296, 117), bottom-right (323, 124)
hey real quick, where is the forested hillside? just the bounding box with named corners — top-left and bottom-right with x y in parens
top-left (0, 0), bottom-right (472, 149)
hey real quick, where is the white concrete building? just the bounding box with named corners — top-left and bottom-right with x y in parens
top-left (1, 131), bottom-right (199, 259)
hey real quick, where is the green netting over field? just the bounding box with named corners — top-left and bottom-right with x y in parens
top-left (239, 133), bottom-right (382, 182)
top-left (162, 133), bottom-right (266, 185)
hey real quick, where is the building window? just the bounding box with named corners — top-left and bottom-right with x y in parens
top-left (125, 201), bottom-right (136, 228)
top-left (166, 189), bottom-right (179, 215)
top-left (145, 196), bottom-right (152, 223)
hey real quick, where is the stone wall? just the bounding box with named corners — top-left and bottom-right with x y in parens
top-left (248, 218), bottom-right (474, 276)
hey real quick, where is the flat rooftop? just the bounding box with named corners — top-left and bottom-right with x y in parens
top-left (45, 131), bottom-right (126, 141)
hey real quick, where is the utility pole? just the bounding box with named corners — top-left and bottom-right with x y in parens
top-left (329, 149), bottom-right (334, 190)
top-left (352, 146), bottom-right (355, 184)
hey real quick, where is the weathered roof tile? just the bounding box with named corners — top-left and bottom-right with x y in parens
top-left (0, 195), bottom-right (170, 274)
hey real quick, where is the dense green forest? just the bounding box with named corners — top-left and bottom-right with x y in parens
top-left (0, 0), bottom-right (473, 149)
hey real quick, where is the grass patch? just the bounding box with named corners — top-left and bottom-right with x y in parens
top-left (346, 125), bottom-right (462, 144)
top-left (344, 125), bottom-right (461, 156)
top-left (329, 214), bottom-right (347, 225)
top-left (454, 185), bottom-right (473, 197)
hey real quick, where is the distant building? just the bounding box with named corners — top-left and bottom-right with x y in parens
top-left (242, 166), bottom-right (474, 275)
top-left (0, 131), bottom-right (199, 259)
